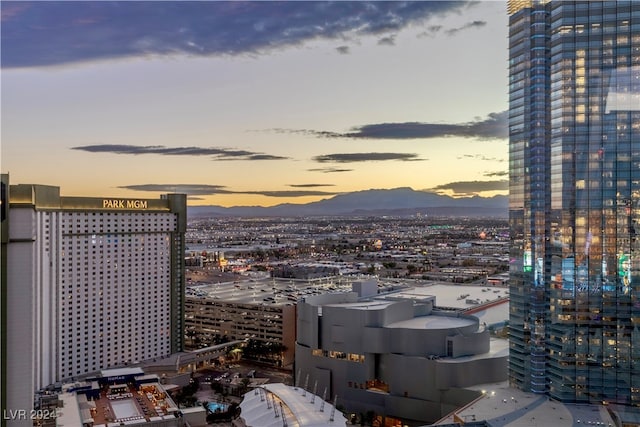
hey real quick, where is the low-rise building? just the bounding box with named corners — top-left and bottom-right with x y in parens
top-left (185, 280), bottom-right (300, 367)
top-left (295, 282), bottom-right (508, 425)
top-left (53, 368), bottom-right (183, 427)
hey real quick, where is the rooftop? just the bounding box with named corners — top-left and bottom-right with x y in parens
top-left (386, 314), bottom-right (476, 330)
top-left (56, 379), bottom-right (180, 427)
top-left (324, 300), bottom-right (395, 310)
top-left (240, 383), bottom-right (347, 427)
top-left (384, 283), bottom-right (508, 309)
top-left (433, 381), bottom-right (616, 427)
top-left (94, 383), bottom-right (178, 426)
top-left (186, 277), bottom-right (357, 306)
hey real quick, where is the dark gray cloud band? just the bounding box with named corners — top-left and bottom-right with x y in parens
top-left (288, 184), bottom-right (335, 188)
top-left (2, 1), bottom-right (471, 68)
top-left (307, 167), bottom-right (354, 174)
top-left (418, 20), bottom-right (486, 37)
top-left (377, 35), bottom-right (396, 46)
top-left (445, 20), bottom-right (486, 36)
top-left (72, 144), bottom-right (288, 161)
top-left (483, 171), bottom-right (508, 178)
top-left (275, 111), bottom-right (507, 141)
top-left (119, 184), bottom-right (338, 198)
top-left (313, 152), bottom-right (424, 163)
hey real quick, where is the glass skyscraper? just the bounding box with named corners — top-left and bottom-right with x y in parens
top-left (509, 1), bottom-right (640, 403)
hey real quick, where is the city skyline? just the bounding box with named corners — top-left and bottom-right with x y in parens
top-left (1, 1), bottom-right (508, 207)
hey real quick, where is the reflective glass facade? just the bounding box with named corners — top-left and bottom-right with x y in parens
top-left (509, 0), bottom-right (640, 403)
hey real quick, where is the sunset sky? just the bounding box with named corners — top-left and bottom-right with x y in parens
top-left (1, 1), bottom-right (508, 207)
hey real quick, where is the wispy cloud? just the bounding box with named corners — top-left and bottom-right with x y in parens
top-left (483, 171), bottom-right (508, 178)
top-left (457, 154), bottom-right (506, 162)
top-left (118, 184), bottom-right (339, 198)
top-left (313, 152), bottom-right (424, 163)
top-left (417, 19), bottom-right (485, 38)
top-left (418, 24), bottom-right (444, 37)
top-left (336, 45), bottom-right (350, 55)
top-left (1, 1), bottom-right (472, 68)
top-left (274, 111), bottom-right (507, 141)
top-left (429, 179), bottom-right (508, 195)
top-left (377, 35), bottom-right (396, 46)
top-left (244, 190), bottom-right (337, 198)
top-left (120, 184), bottom-right (231, 195)
top-left (307, 167), bottom-right (354, 174)
top-left (72, 144), bottom-right (288, 161)
top-left (242, 154), bottom-right (288, 161)
top-left (445, 20), bottom-right (486, 36)
top-left (288, 184), bottom-right (335, 188)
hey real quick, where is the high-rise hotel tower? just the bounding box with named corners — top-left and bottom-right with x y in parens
top-left (0, 176), bottom-right (186, 422)
top-left (508, 1), bottom-right (639, 403)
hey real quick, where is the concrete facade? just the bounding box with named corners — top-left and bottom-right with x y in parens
top-left (295, 290), bottom-right (507, 424)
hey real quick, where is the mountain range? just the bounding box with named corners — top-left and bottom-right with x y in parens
top-left (188, 187), bottom-right (508, 218)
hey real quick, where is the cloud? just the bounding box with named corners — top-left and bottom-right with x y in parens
top-left (1, 1), bottom-right (472, 68)
top-left (313, 152), bottom-right (424, 163)
top-left (288, 184), bottom-right (335, 188)
top-left (377, 35), bottom-right (396, 46)
top-left (245, 154), bottom-right (289, 161)
top-left (277, 111), bottom-right (508, 141)
top-left (417, 24), bottom-right (443, 38)
top-left (429, 25), bottom-right (443, 33)
top-left (121, 184), bottom-right (232, 195)
top-left (307, 167), bottom-right (354, 174)
top-left (457, 154), bottom-right (506, 162)
top-left (445, 20), bottom-right (487, 36)
top-left (429, 179), bottom-right (508, 195)
top-left (243, 190), bottom-right (338, 198)
top-left (483, 171), bottom-right (508, 177)
top-left (118, 184), bottom-right (339, 198)
top-left (417, 19), bottom-right (485, 38)
top-left (71, 144), bottom-right (288, 161)
top-left (336, 45), bottom-right (350, 55)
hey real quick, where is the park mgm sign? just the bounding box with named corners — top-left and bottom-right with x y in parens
top-left (4, 183), bottom-right (180, 213)
top-left (55, 196), bottom-right (171, 212)
top-left (102, 199), bottom-right (149, 209)
top-left (57, 196), bottom-right (172, 212)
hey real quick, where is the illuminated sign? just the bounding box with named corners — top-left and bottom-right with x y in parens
top-left (619, 253), bottom-right (632, 293)
top-left (523, 250), bottom-right (532, 272)
top-left (59, 196), bottom-right (171, 212)
top-left (102, 199), bottom-right (148, 209)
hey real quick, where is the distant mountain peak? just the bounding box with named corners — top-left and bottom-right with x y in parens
top-left (188, 187), bottom-right (507, 218)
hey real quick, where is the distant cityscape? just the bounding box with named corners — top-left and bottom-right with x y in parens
top-left (185, 215), bottom-right (508, 281)
top-left (1, 1), bottom-right (639, 427)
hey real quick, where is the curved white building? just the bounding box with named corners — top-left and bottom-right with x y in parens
top-left (238, 383), bottom-right (347, 427)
